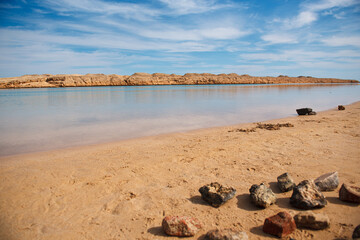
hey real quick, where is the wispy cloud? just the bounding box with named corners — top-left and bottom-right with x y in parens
top-left (322, 35), bottom-right (360, 47)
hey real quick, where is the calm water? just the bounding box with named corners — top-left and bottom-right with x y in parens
top-left (0, 83), bottom-right (359, 156)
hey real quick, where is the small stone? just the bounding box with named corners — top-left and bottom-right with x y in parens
top-left (249, 183), bottom-right (277, 208)
top-left (294, 211), bottom-right (330, 230)
top-left (339, 183), bottom-right (360, 203)
top-left (338, 105), bottom-right (345, 110)
top-left (162, 216), bottom-right (201, 237)
top-left (204, 229), bottom-right (248, 240)
top-left (277, 173), bottom-right (296, 192)
top-left (353, 225), bottom-right (360, 239)
top-left (315, 172), bottom-right (339, 191)
top-left (263, 211), bottom-right (296, 238)
top-left (199, 182), bottom-right (236, 207)
top-left (290, 180), bottom-right (327, 209)
top-left (308, 111), bottom-right (317, 115)
top-left (296, 108), bottom-right (313, 115)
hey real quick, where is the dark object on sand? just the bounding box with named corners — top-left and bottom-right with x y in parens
top-left (290, 180), bottom-right (327, 209)
top-left (338, 105), bottom-right (345, 110)
top-left (353, 225), bottom-right (360, 239)
top-left (296, 108), bottom-right (312, 115)
top-left (263, 211), bottom-right (296, 238)
top-left (277, 173), bottom-right (296, 192)
top-left (199, 182), bottom-right (236, 207)
top-left (339, 183), bottom-right (360, 203)
top-left (296, 108), bottom-right (315, 115)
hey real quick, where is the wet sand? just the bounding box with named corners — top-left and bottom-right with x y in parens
top-left (0, 102), bottom-right (359, 239)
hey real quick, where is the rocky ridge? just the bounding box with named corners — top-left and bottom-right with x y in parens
top-left (0, 73), bottom-right (358, 88)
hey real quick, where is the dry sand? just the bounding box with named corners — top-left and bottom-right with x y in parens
top-left (0, 102), bottom-right (359, 240)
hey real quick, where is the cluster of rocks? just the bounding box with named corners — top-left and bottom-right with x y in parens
top-left (296, 107), bottom-right (317, 115)
top-left (338, 105), bottom-right (346, 110)
top-left (228, 122), bottom-right (294, 133)
top-left (160, 173), bottom-right (359, 238)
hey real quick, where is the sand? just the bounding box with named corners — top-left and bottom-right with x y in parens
top-left (0, 102), bottom-right (359, 240)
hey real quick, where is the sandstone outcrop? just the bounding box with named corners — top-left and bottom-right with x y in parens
top-left (0, 73), bottom-right (358, 88)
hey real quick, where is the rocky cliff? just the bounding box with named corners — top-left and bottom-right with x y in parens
top-left (0, 73), bottom-right (358, 88)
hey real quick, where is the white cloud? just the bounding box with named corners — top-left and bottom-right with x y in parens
top-left (159, 0), bottom-right (231, 15)
top-left (322, 35), bottom-right (360, 47)
top-left (40, 0), bottom-right (160, 20)
top-left (283, 0), bottom-right (359, 29)
top-left (261, 33), bottom-right (298, 44)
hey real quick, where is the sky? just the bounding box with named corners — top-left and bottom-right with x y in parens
top-left (0, 0), bottom-right (360, 79)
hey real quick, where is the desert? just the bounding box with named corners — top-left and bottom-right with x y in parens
top-left (0, 101), bottom-right (359, 239)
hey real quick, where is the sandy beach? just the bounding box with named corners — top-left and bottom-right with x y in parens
top-left (0, 102), bottom-right (359, 240)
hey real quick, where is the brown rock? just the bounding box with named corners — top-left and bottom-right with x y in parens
top-left (338, 105), bottom-right (345, 110)
top-left (162, 216), bottom-right (201, 237)
top-left (294, 211), bottom-right (330, 230)
top-left (204, 229), bottom-right (248, 240)
top-left (199, 182), bottom-right (236, 207)
top-left (263, 211), bottom-right (296, 238)
top-left (339, 183), bottom-right (360, 203)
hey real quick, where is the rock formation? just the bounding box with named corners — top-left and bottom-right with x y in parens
top-left (0, 73), bottom-right (358, 88)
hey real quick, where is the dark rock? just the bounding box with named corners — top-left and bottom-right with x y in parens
top-left (315, 172), bottom-right (339, 191)
top-left (290, 180), bottom-right (327, 209)
top-left (308, 111), bottom-right (317, 115)
top-left (294, 211), bottom-right (330, 230)
top-left (249, 183), bottom-right (277, 208)
top-left (353, 225), bottom-right (360, 239)
top-left (162, 216), bottom-right (201, 236)
top-left (263, 211), bottom-right (296, 238)
top-left (296, 108), bottom-right (313, 115)
top-left (204, 229), bottom-right (248, 240)
top-left (277, 173), bottom-right (296, 192)
top-left (338, 105), bottom-right (345, 110)
top-left (199, 182), bottom-right (236, 207)
top-left (339, 183), bottom-right (360, 203)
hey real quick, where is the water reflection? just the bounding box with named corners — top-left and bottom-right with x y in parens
top-left (0, 83), bottom-right (359, 156)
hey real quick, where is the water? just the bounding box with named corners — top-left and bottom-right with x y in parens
top-left (0, 83), bottom-right (359, 156)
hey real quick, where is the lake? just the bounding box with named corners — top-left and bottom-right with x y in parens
top-left (0, 83), bottom-right (359, 156)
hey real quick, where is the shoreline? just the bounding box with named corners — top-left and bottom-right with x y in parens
top-left (0, 102), bottom-right (359, 239)
top-left (0, 100), bottom-right (356, 160)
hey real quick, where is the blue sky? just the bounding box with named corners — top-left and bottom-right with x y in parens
top-left (0, 0), bottom-right (359, 79)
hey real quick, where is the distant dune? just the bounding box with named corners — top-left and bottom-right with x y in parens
top-left (0, 73), bottom-right (358, 88)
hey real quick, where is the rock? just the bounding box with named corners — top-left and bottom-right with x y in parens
top-left (296, 108), bottom-right (313, 115)
top-left (263, 211), bottom-right (296, 238)
top-left (294, 211), bottom-right (330, 230)
top-left (199, 182), bottom-right (236, 207)
top-left (162, 216), bottom-right (201, 237)
top-left (290, 180), bottom-right (327, 209)
top-left (353, 225), bottom-right (360, 239)
top-left (249, 183), bottom-right (277, 208)
top-left (338, 105), bottom-right (345, 110)
top-left (308, 111), bottom-right (317, 115)
top-left (339, 183), bottom-right (360, 203)
top-left (204, 229), bottom-right (248, 240)
top-left (277, 173), bottom-right (296, 192)
top-left (315, 172), bottom-right (339, 191)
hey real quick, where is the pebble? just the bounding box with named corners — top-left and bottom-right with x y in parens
top-left (277, 172), bottom-right (296, 192)
top-left (263, 211), bottom-right (296, 238)
top-left (294, 211), bottom-right (330, 230)
top-left (162, 216), bottom-right (202, 237)
top-left (315, 171), bottom-right (339, 191)
top-left (339, 183), bottom-right (360, 203)
top-left (199, 182), bottom-right (236, 207)
top-left (249, 183), bottom-right (277, 208)
top-left (204, 229), bottom-right (248, 240)
top-left (290, 180), bottom-right (327, 209)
